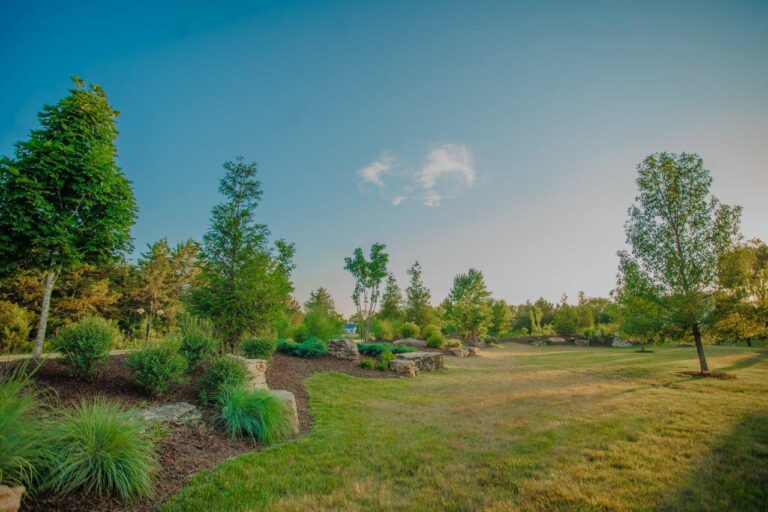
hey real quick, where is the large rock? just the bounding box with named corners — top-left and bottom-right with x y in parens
top-left (0, 485), bottom-right (23, 512)
top-left (327, 339), bottom-right (359, 361)
top-left (389, 359), bottom-right (419, 377)
top-left (530, 338), bottom-right (546, 347)
top-left (268, 389), bottom-right (300, 435)
top-left (547, 337), bottom-right (567, 344)
top-left (393, 338), bottom-right (427, 349)
top-left (134, 402), bottom-right (202, 426)
top-left (241, 357), bottom-right (268, 390)
top-left (574, 338), bottom-right (590, 347)
top-left (446, 347), bottom-right (469, 358)
top-left (396, 351), bottom-right (444, 372)
top-left (612, 339), bottom-right (633, 348)
top-left (467, 347), bottom-right (481, 357)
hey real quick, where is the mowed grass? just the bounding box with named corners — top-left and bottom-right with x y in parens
top-left (164, 345), bottom-right (768, 511)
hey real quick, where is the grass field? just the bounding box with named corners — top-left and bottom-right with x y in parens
top-left (164, 344), bottom-right (768, 511)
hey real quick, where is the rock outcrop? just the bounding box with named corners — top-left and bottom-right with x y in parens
top-left (389, 359), bottom-right (419, 377)
top-left (393, 338), bottom-right (427, 349)
top-left (328, 339), bottom-right (359, 361)
top-left (134, 402), bottom-right (202, 426)
top-left (396, 352), bottom-right (444, 372)
top-left (268, 389), bottom-right (300, 435)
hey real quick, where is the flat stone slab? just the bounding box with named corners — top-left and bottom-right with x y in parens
top-left (133, 402), bottom-right (202, 426)
top-left (396, 351), bottom-right (444, 372)
top-left (268, 389), bottom-right (300, 435)
top-left (446, 347), bottom-right (468, 357)
top-left (393, 338), bottom-right (427, 349)
top-left (328, 339), bottom-right (359, 361)
top-left (389, 359), bottom-right (419, 377)
top-left (547, 337), bottom-right (567, 344)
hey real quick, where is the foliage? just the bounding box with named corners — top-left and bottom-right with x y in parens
top-left (443, 268), bottom-right (492, 339)
top-left (301, 307), bottom-right (343, 342)
top-left (379, 274), bottom-right (404, 320)
top-left (399, 321), bottom-right (420, 339)
top-left (242, 337), bottom-right (278, 359)
top-left (553, 303), bottom-right (579, 336)
top-left (404, 261), bottom-right (434, 328)
top-left (190, 157), bottom-right (295, 351)
top-left (620, 152), bottom-right (741, 372)
top-left (0, 77), bottom-right (136, 357)
top-left (489, 299), bottom-right (512, 338)
top-left (126, 342), bottom-right (188, 397)
top-left (444, 338), bottom-right (462, 348)
top-left (0, 300), bottom-right (32, 352)
top-left (421, 324), bottom-right (441, 340)
top-left (372, 318), bottom-right (395, 341)
top-left (53, 316), bottom-right (116, 380)
top-left (375, 348), bottom-right (394, 371)
top-left (358, 359), bottom-right (374, 370)
top-left (47, 398), bottom-right (158, 500)
top-left (277, 337), bottom-right (328, 358)
top-left (358, 343), bottom-right (415, 356)
top-left (177, 314), bottom-right (218, 369)
top-left (200, 355), bottom-right (249, 404)
top-left (0, 368), bottom-right (52, 489)
top-left (426, 332), bottom-right (446, 348)
top-left (344, 243), bottom-right (390, 342)
top-left (214, 384), bottom-right (293, 444)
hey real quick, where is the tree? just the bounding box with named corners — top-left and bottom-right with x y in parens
top-left (404, 261), bottom-right (434, 328)
top-left (344, 243), bottom-right (389, 342)
top-left (304, 287), bottom-right (337, 314)
top-left (379, 273), bottom-right (404, 320)
top-left (302, 287), bottom-right (343, 341)
top-left (614, 257), bottom-right (665, 351)
top-left (620, 152), bottom-right (741, 373)
top-left (444, 268), bottom-right (492, 340)
top-left (488, 299), bottom-right (512, 338)
top-left (553, 304), bottom-right (579, 337)
top-left (0, 77), bottom-right (136, 357)
top-left (190, 158), bottom-right (295, 351)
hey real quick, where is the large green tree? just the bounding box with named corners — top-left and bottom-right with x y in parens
top-left (344, 243), bottom-right (389, 342)
top-left (0, 77), bottom-right (136, 357)
top-left (190, 158), bottom-right (295, 351)
top-left (404, 261), bottom-right (433, 328)
top-left (379, 273), bottom-right (404, 320)
top-left (444, 268), bottom-right (492, 340)
top-left (619, 152), bottom-right (741, 373)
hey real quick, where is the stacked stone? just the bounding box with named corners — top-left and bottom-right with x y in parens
top-left (446, 347), bottom-right (469, 357)
top-left (327, 339), bottom-right (360, 360)
top-left (395, 352), bottom-right (445, 372)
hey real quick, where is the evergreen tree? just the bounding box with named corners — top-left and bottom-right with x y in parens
top-left (379, 273), bottom-right (404, 320)
top-left (404, 261), bottom-right (433, 328)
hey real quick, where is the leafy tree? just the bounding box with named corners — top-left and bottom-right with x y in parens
top-left (620, 152), bottom-right (741, 373)
top-left (614, 257), bottom-right (665, 351)
top-left (343, 243), bottom-right (389, 342)
top-left (528, 306), bottom-right (543, 335)
top-left (444, 268), bottom-right (492, 340)
top-left (404, 261), bottom-right (434, 328)
top-left (190, 158), bottom-right (295, 351)
top-left (533, 297), bottom-right (556, 325)
top-left (488, 299), bottom-right (512, 338)
top-left (553, 304), bottom-right (579, 337)
top-left (379, 273), bottom-right (404, 320)
top-left (0, 77), bottom-right (136, 357)
top-left (302, 287), bottom-right (343, 341)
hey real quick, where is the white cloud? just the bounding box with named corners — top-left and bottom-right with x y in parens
top-left (391, 195), bottom-right (406, 206)
top-left (359, 153), bottom-right (393, 188)
top-left (423, 190), bottom-right (442, 207)
top-left (418, 144), bottom-right (475, 190)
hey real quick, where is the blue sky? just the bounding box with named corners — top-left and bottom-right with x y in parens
top-left (1, 0), bottom-right (767, 314)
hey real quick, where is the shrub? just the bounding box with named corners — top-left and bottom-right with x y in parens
top-left (427, 332), bottom-right (446, 348)
top-left (0, 368), bottom-right (52, 490)
top-left (400, 322), bottom-right (420, 339)
top-left (358, 342), bottom-right (415, 356)
top-left (48, 399), bottom-right (158, 500)
top-left (241, 337), bottom-right (278, 360)
top-left (0, 301), bottom-right (32, 353)
top-left (421, 324), bottom-right (441, 340)
top-left (378, 348), bottom-right (395, 365)
top-left (444, 338), bottom-right (462, 348)
top-left (277, 337), bottom-right (328, 358)
top-left (177, 315), bottom-right (217, 369)
top-left (375, 361), bottom-right (389, 371)
top-left (372, 319), bottom-right (394, 341)
top-left (126, 342), bottom-right (188, 397)
top-left (200, 355), bottom-right (249, 404)
top-left (53, 317), bottom-right (115, 380)
top-left (359, 359), bottom-right (374, 369)
top-left (215, 384), bottom-right (293, 444)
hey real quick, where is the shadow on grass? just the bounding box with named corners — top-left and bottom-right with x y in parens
top-left (657, 412), bottom-right (768, 512)
top-left (717, 351), bottom-right (768, 373)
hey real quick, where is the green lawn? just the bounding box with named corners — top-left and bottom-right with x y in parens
top-left (165, 345), bottom-right (768, 511)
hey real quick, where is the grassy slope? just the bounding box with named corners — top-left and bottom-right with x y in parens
top-left (164, 345), bottom-right (768, 511)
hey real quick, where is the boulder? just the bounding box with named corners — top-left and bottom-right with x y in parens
top-left (396, 351), bottom-right (444, 372)
top-left (393, 338), bottom-right (427, 349)
top-left (574, 338), bottom-right (590, 347)
top-left (0, 485), bottom-right (23, 512)
top-left (327, 339), bottom-right (359, 361)
top-left (389, 359), bottom-right (419, 377)
top-left (446, 347), bottom-right (468, 357)
top-left (547, 337), bottom-right (567, 344)
top-left (133, 402), bottom-right (202, 426)
top-left (268, 389), bottom-right (300, 435)
top-left (241, 357), bottom-right (268, 390)
top-left (467, 347), bottom-right (481, 357)
top-left (530, 338), bottom-right (547, 347)
top-left (612, 339), bottom-right (633, 348)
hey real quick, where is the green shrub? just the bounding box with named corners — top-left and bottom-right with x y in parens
top-left (0, 368), bottom-right (52, 490)
top-left (48, 399), bottom-right (158, 500)
top-left (241, 337), bottom-right (278, 360)
top-left (358, 342), bottom-right (415, 356)
top-left (444, 338), bottom-right (462, 348)
top-left (378, 348), bottom-right (395, 364)
top-left (215, 384), bottom-right (293, 444)
top-left (421, 324), bottom-right (441, 340)
top-left (375, 361), bottom-right (389, 371)
top-left (53, 317), bottom-right (115, 380)
top-left (200, 355), bottom-right (249, 404)
top-left (359, 359), bottom-right (374, 369)
top-left (277, 337), bottom-right (328, 358)
top-left (426, 332), bottom-right (446, 348)
top-left (177, 315), bottom-right (217, 369)
top-left (372, 319), bottom-right (395, 341)
top-left (400, 322), bottom-right (420, 339)
top-left (126, 342), bottom-right (188, 397)
top-left (0, 301), bottom-right (32, 353)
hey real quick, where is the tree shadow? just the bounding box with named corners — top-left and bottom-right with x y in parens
top-left (717, 351), bottom-right (768, 373)
top-left (657, 412), bottom-right (768, 511)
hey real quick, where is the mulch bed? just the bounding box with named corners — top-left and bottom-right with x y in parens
top-left (2, 352), bottom-right (393, 512)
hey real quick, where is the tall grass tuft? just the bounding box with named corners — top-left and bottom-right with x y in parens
top-left (215, 385), bottom-right (293, 444)
top-left (48, 399), bottom-right (158, 500)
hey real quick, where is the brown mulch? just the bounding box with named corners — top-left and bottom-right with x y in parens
top-left (2, 351), bottom-right (393, 512)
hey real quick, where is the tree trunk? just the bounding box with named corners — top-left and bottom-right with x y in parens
top-left (33, 269), bottom-right (58, 359)
top-left (692, 323), bottom-right (709, 375)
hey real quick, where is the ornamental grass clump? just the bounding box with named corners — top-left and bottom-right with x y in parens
top-left (53, 316), bottom-right (116, 380)
top-left (215, 384), bottom-right (293, 444)
top-left (47, 399), bottom-right (158, 500)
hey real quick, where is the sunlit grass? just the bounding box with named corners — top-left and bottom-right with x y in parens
top-left (164, 344), bottom-right (768, 511)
